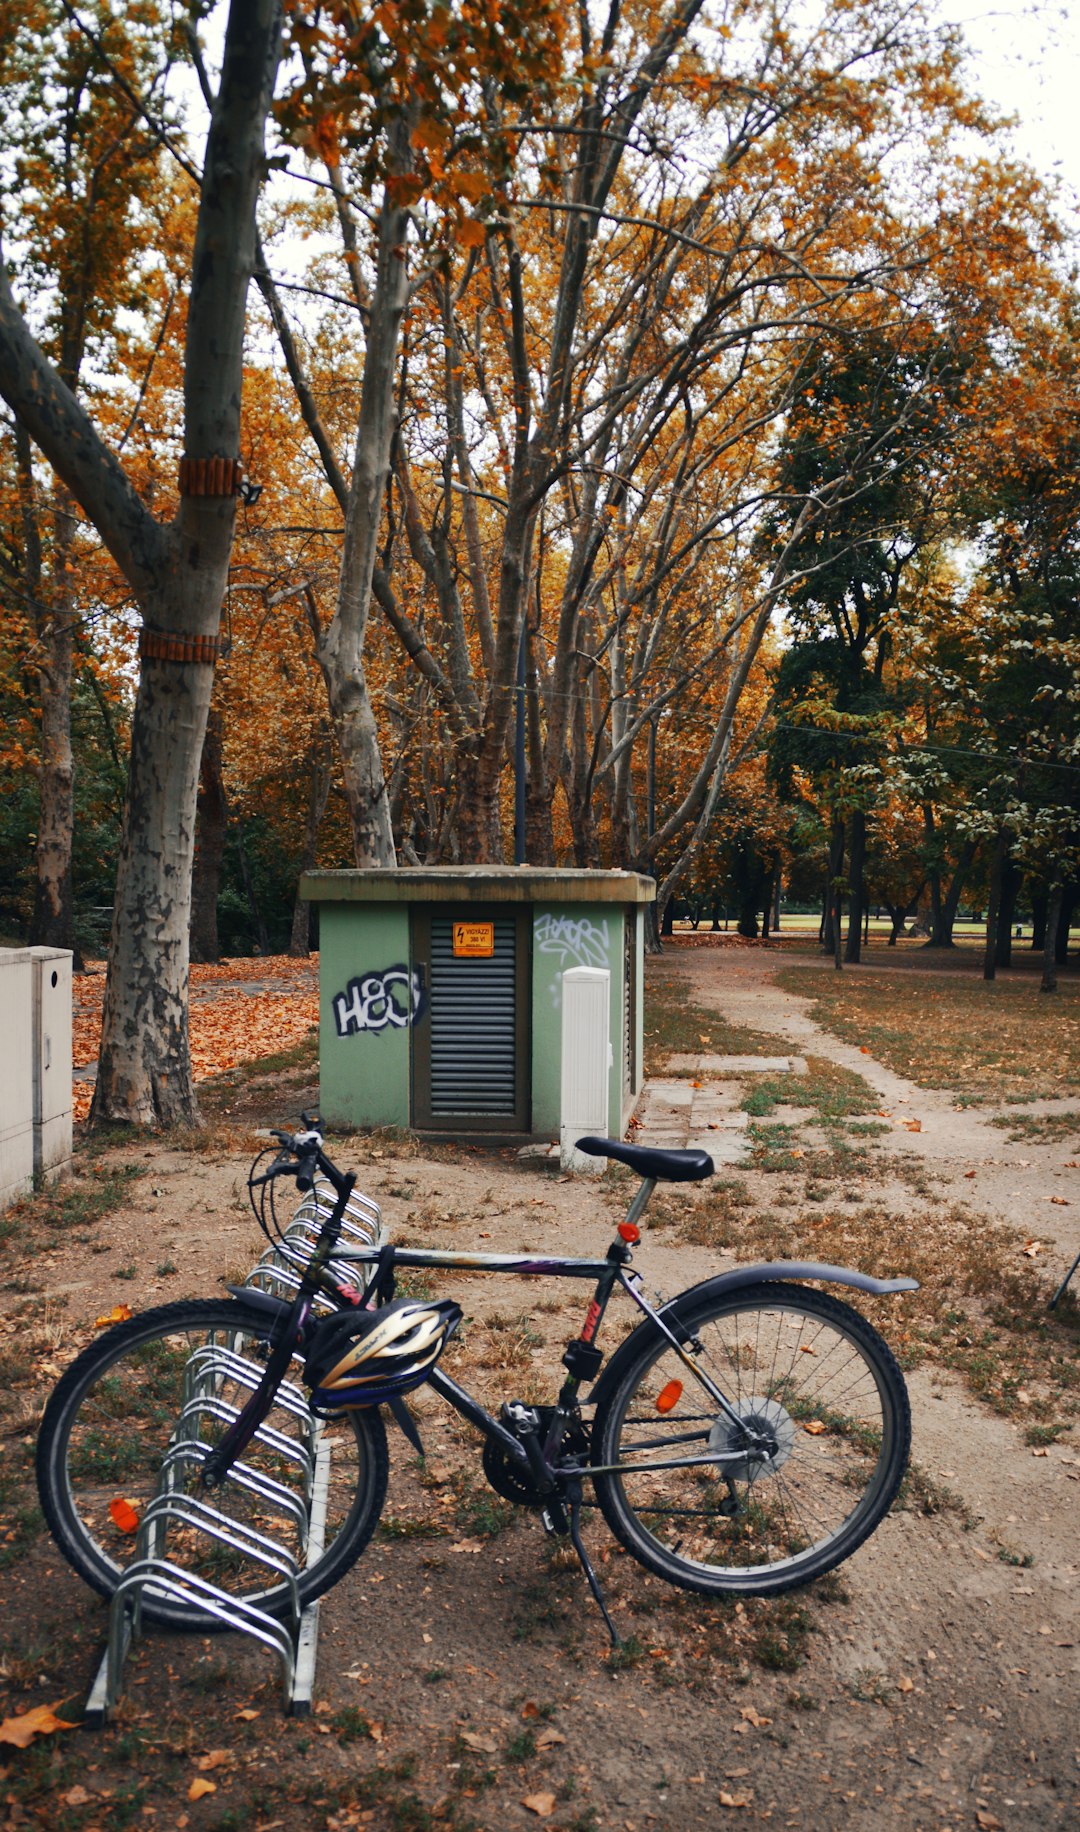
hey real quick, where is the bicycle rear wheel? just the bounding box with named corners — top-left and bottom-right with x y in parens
top-left (591, 1282), bottom-right (910, 1596)
top-left (36, 1298), bottom-right (388, 1629)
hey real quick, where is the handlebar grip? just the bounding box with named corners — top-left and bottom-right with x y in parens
top-left (295, 1152), bottom-right (318, 1193)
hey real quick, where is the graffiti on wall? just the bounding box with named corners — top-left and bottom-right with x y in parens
top-left (534, 914), bottom-right (609, 1008)
top-left (333, 965), bottom-right (426, 1037)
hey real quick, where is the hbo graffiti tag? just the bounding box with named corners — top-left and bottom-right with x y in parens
top-left (333, 965), bottom-right (426, 1037)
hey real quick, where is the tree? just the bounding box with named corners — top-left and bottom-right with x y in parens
top-left (0, 0), bottom-right (284, 1124)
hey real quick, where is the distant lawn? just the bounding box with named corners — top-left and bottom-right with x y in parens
top-left (777, 963), bottom-right (1080, 1102)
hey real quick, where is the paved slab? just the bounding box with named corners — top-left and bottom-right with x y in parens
top-left (633, 1077), bottom-right (752, 1163)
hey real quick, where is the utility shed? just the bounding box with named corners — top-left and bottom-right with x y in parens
top-left (301, 868), bottom-right (654, 1141)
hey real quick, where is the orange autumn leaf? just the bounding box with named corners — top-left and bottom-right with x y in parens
top-left (94, 1304), bottom-right (133, 1328)
top-left (188, 1778), bottom-right (217, 1801)
top-left (0, 1703), bottom-right (78, 1748)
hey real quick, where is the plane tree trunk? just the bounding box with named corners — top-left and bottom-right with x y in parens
top-left (0, 0), bottom-right (284, 1125)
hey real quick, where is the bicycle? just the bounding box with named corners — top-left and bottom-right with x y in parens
top-left (36, 1122), bottom-right (917, 1643)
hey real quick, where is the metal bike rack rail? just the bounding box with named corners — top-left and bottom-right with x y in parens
top-left (85, 1183), bottom-right (385, 1724)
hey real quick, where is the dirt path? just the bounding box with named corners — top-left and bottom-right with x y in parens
top-left (690, 946), bottom-right (1080, 1277)
top-left (1, 954), bottom-right (1077, 1832)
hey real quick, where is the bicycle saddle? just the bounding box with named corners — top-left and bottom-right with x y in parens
top-left (575, 1136), bottom-right (714, 1182)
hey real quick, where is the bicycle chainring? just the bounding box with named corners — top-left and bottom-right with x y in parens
top-left (481, 1407), bottom-right (590, 1508)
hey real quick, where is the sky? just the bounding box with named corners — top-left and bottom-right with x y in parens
top-left (945, 2), bottom-right (1080, 198)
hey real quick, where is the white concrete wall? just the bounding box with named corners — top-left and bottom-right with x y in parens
top-left (31, 947), bottom-right (73, 1182)
top-left (0, 944), bottom-right (73, 1209)
top-left (0, 950), bottom-right (34, 1207)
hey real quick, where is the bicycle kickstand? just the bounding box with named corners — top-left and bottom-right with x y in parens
top-left (565, 1480), bottom-right (621, 1649)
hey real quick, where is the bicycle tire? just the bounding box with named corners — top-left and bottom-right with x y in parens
top-left (36, 1298), bottom-right (388, 1629)
top-left (591, 1281), bottom-right (910, 1597)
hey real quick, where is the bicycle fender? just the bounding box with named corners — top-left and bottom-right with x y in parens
top-left (587, 1263), bottom-right (918, 1410)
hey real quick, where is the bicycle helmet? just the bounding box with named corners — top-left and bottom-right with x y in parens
top-left (303, 1298), bottom-right (462, 1409)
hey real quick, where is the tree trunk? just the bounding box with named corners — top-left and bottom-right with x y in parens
top-left (1057, 887), bottom-right (1077, 963)
top-left (1041, 884), bottom-right (1063, 994)
top-left (844, 807), bottom-right (866, 963)
top-left (189, 707), bottom-right (228, 964)
top-left (289, 735), bottom-right (332, 957)
top-left (0, 0), bottom-right (284, 1125)
top-left (234, 818), bottom-right (270, 955)
top-left (28, 474), bottom-right (81, 963)
top-left (823, 814), bottom-right (844, 956)
top-left (983, 828), bottom-right (1008, 982)
top-left (1030, 889), bottom-right (1047, 951)
top-left (996, 856), bottom-right (1020, 967)
top-left (933, 837), bottom-right (976, 947)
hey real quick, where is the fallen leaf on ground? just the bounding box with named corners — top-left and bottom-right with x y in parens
top-left (459, 1732), bottom-right (497, 1754)
top-left (536, 1730), bottom-right (566, 1749)
top-left (449, 1539), bottom-right (484, 1553)
top-left (0, 1703), bottom-right (78, 1748)
top-left (521, 1701), bottom-right (539, 1718)
top-left (235, 1708), bottom-right (260, 1721)
top-left (94, 1305), bottom-right (133, 1327)
top-left (964, 1169), bottom-right (977, 1179)
top-left (901, 1118), bottom-right (922, 1132)
top-left (738, 1706), bottom-right (771, 1726)
top-left (1050, 1195), bottom-right (1070, 1205)
top-left (521, 1793), bottom-right (556, 1816)
top-left (1022, 1241), bottom-right (1043, 1257)
top-left (187, 1779), bottom-right (217, 1801)
top-left (195, 1750), bottom-right (232, 1771)
top-left (976, 1813), bottom-right (1003, 1830)
top-left (719, 1792), bottom-right (750, 1808)
top-left (896, 1676), bottom-right (914, 1693)
top-left (63, 1786), bottom-right (92, 1807)
top-left (802, 1419), bottom-right (827, 1435)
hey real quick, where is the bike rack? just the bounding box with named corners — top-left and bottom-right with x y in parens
top-left (84, 1182), bottom-right (384, 1724)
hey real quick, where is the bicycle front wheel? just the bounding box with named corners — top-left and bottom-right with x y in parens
top-left (36, 1299), bottom-right (388, 1629)
top-left (591, 1281), bottom-right (910, 1596)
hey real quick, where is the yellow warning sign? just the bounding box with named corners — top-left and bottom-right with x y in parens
top-left (453, 921), bottom-right (495, 958)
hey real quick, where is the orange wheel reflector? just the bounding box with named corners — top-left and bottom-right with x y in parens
top-left (109, 1498), bottom-right (140, 1534)
top-left (655, 1380), bottom-right (683, 1414)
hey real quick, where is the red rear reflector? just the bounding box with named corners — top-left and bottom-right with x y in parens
top-left (618, 1222), bottom-right (640, 1244)
top-left (656, 1380), bottom-right (682, 1414)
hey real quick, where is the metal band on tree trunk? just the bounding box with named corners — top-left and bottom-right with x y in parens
top-left (178, 456), bottom-right (244, 497)
top-left (139, 629), bottom-right (220, 666)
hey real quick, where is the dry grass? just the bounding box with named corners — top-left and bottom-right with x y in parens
top-left (778, 963), bottom-right (1080, 1101)
top-left (678, 1191), bottom-right (1080, 1432)
top-left (644, 959), bottom-right (781, 1072)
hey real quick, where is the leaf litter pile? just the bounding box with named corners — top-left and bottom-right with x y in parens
top-left (72, 956), bottom-right (319, 1120)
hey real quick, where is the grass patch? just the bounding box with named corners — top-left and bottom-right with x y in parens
top-left (740, 1056), bottom-right (878, 1124)
top-left (989, 1110), bottom-right (1080, 1144)
top-left (0, 1161), bottom-right (147, 1249)
top-left (777, 964), bottom-right (1080, 1101)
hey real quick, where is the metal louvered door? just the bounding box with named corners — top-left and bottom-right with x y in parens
top-left (411, 908), bottom-right (530, 1132)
